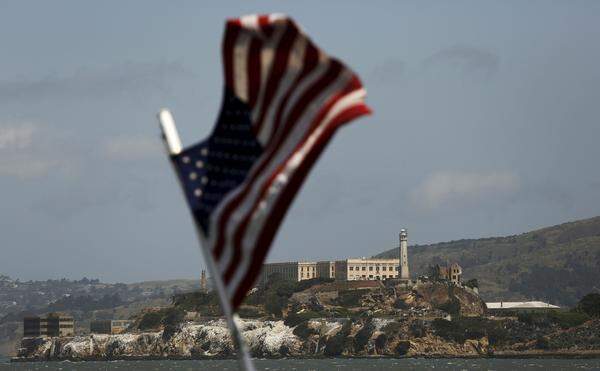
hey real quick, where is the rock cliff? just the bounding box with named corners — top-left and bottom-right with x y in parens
top-left (17, 318), bottom-right (488, 361)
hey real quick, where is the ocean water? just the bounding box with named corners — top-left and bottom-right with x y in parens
top-left (1, 358), bottom-right (600, 370)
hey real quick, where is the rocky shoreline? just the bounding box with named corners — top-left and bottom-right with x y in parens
top-left (13, 318), bottom-right (600, 362)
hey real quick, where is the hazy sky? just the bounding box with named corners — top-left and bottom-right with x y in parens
top-left (2, 1), bottom-right (599, 283)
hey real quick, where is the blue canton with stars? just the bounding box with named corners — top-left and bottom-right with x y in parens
top-left (172, 88), bottom-right (264, 235)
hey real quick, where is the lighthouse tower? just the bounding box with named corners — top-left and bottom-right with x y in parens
top-left (399, 229), bottom-right (410, 280)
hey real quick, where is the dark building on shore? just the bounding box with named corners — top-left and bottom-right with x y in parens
top-left (90, 319), bottom-right (132, 334)
top-left (23, 313), bottom-right (74, 338)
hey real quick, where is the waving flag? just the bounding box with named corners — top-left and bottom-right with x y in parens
top-left (165, 14), bottom-right (370, 310)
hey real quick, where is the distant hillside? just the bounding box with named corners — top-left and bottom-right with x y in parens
top-left (376, 216), bottom-right (600, 306)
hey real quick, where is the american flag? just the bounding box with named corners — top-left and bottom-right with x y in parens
top-left (171, 14), bottom-right (370, 310)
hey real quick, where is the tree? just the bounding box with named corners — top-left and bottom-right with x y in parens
top-left (576, 293), bottom-right (600, 317)
top-left (464, 279), bottom-right (479, 289)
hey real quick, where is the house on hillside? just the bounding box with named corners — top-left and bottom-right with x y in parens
top-left (429, 263), bottom-right (463, 285)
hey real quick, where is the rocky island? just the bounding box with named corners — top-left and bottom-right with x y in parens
top-left (14, 278), bottom-right (600, 361)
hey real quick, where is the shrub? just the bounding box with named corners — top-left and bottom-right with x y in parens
top-left (172, 291), bottom-right (219, 311)
top-left (517, 312), bottom-right (552, 327)
top-left (237, 306), bottom-right (263, 318)
top-left (265, 292), bottom-right (286, 318)
top-left (395, 340), bottom-right (410, 356)
top-left (438, 297), bottom-right (461, 317)
top-left (464, 279), bottom-right (479, 289)
top-left (432, 317), bottom-right (508, 345)
top-left (138, 311), bottom-right (163, 330)
top-left (284, 310), bottom-right (322, 327)
top-left (518, 310), bottom-right (590, 329)
top-left (549, 311), bottom-right (590, 329)
top-left (576, 293), bottom-right (600, 318)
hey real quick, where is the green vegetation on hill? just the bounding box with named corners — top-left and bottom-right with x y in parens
top-left (376, 216), bottom-right (600, 306)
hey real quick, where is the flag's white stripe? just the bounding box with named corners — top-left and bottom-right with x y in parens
top-left (257, 36), bottom-right (307, 146)
top-left (224, 72), bottom-right (357, 296)
top-left (215, 55), bottom-right (332, 274)
top-left (251, 22), bottom-right (287, 124)
top-left (240, 14), bottom-right (259, 30)
top-left (232, 30), bottom-right (252, 103)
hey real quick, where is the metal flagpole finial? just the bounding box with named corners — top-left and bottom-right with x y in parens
top-left (158, 108), bottom-right (183, 156)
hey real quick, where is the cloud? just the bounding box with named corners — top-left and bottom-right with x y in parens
top-left (411, 170), bottom-right (519, 211)
top-left (0, 123), bottom-right (36, 150)
top-left (423, 45), bottom-right (499, 78)
top-left (0, 61), bottom-right (192, 103)
top-left (103, 136), bottom-right (162, 161)
top-left (0, 122), bottom-right (77, 179)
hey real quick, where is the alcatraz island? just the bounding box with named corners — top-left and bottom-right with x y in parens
top-left (7, 217), bottom-right (600, 361)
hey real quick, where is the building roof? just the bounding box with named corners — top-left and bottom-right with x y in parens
top-left (486, 301), bottom-right (560, 309)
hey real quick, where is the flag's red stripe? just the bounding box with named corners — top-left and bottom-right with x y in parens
top-left (222, 61), bottom-right (344, 283)
top-left (253, 22), bottom-right (298, 134)
top-left (258, 15), bottom-right (273, 37)
top-left (247, 37), bottom-right (262, 108)
top-left (232, 102), bottom-right (371, 308)
top-left (212, 42), bottom-right (319, 261)
top-left (223, 19), bottom-right (241, 90)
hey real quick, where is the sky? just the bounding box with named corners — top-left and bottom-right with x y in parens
top-left (1, 1), bottom-right (599, 283)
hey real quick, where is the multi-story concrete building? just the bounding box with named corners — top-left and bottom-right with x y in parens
top-left (260, 261), bottom-right (314, 283)
top-left (23, 313), bottom-right (74, 338)
top-left (260, 230), bottom-right (410, 284)
top-left (316, 260), bottom-right (336, 279)
top-left (90, 319), bottom-right (133, 334)
top-left (335, 258), bottom-right (399, 281)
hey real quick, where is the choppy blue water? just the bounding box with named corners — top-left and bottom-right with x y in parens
top-left (1, 357), bottom-right (600, 370)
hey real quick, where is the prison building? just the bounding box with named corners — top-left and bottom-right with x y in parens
top-left (23, 313), bottom-right (74, 338)
top-left (335, 258), bottom-right (400, 281)
top-left (90, 319), bottom-right (133, 334)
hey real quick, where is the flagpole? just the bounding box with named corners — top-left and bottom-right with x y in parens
top-left (157, 109), bottom-right (256, 371)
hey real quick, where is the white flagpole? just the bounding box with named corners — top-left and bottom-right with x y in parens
top-left (157, 108), bottom-right (256, 371)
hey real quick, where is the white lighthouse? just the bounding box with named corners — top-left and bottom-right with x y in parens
top-left (399, 229), bottom-right (410, 280)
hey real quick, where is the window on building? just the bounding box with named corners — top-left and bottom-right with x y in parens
top-left (382, 266), bottom-right (387, 271)
top-left (349, 267), bottom-right (354, 271)
top-left (369, 275), bottom-right (373, 279)
top-left (362, 267), bottom-right (366, 271)
top-left (382, 275), bottom-right (387, 279)
top-left (369, 266), bottom-right (373, 271)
